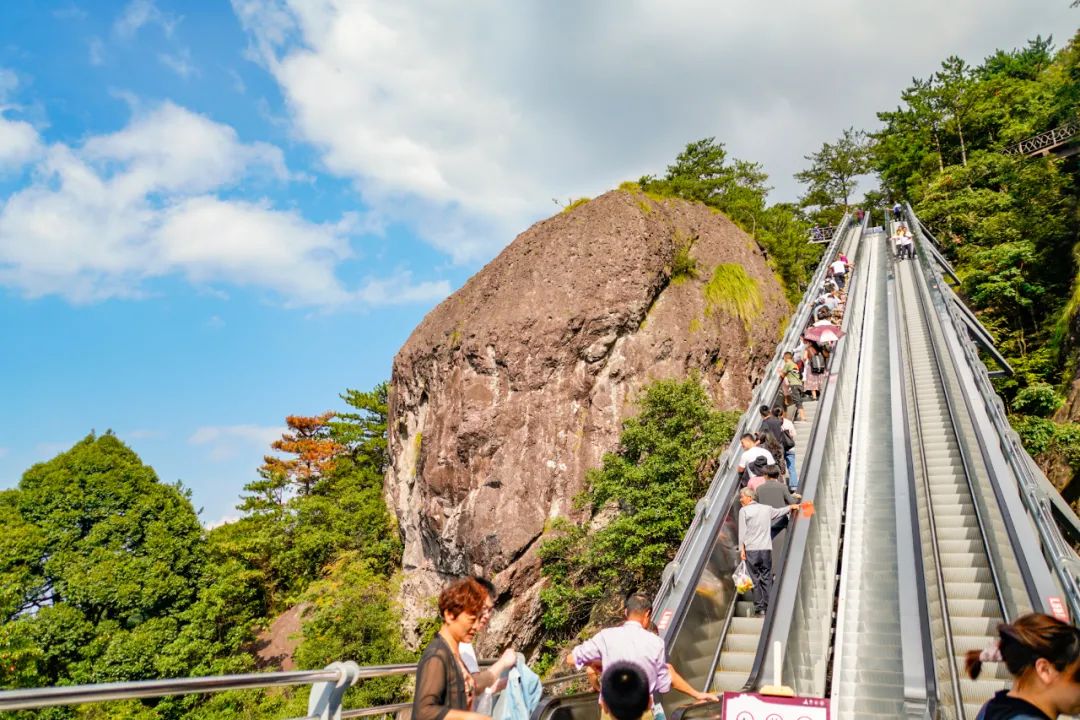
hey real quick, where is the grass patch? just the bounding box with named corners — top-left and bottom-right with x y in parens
top-left (688, 317), bottom-right (701, 334)
top-left (703, 263), bottom-right (762, 330)
top-left (618, 181), bottom-right (641, 193)
top-left (670, 231), bottom-right (698, 284)
top-left (637, 199), bottom-right (653, 215)
top-left (562, 197), bottom-right (591, 214)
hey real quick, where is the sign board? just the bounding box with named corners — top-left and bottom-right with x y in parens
top-left (1048, 596), bottom-right (1070, 623)
top-left (722, 692), bottom-right (829, 720)
top-left (656, 609), bottom-right (674, 633)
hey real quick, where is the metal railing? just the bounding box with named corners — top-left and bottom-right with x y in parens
top-left (1003, 117), bottom-right (1080, 156)
top-left (0, 660), bottom-right (575, 719)
top-left (906, 203), bottom-right (1080, 621)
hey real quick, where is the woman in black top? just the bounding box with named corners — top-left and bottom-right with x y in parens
top-left (413, 577), bottom-right (493, 720)
top-left (966, 613), bottom-right (1080, 719)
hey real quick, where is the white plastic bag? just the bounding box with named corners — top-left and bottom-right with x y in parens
top-left (732, 560), bottom-right (754, 594)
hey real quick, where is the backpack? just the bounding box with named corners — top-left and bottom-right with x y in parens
top-left (780, 428), bottom-right (795, 451)
top-left (810, 352), bottom-right (827, 374)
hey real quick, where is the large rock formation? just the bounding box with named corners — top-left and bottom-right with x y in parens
top-left (386, 189), bottom-right (790, 653)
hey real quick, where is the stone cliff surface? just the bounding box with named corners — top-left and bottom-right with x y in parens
top-left (386, 189), bottom-right (790, 653)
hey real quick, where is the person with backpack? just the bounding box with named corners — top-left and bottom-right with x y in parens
top-left (802, 343), bottom-right (826, 400)
top-left (773, 406), bottom-right (799, 491)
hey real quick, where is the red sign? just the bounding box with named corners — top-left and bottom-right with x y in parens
top-left (656, 609), bottom-right (674, 633)
top-left (1048, 596), bottom-right (1070, 623)
top-left (722, 692), bottom-right (829, 720)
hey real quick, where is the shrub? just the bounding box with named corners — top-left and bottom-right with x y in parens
top-left (1013, 383), bottom-right (1063, 417)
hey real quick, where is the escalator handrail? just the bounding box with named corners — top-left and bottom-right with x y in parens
top-left (651, 213), bottom-right (853, 640)
top-left (906, 204), bottom-right (1080, 619)
top-left (737, 212), bottom-right (868, 695)
top-left (892, 241), bottom-right (949, 718)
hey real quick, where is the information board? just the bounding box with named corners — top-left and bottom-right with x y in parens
top-left (721, 692), bottom-right (829, 720)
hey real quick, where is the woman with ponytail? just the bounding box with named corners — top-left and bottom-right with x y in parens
top-left (965, 613), bottom-right (1080, 719)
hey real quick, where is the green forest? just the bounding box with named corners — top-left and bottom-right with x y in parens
top-left (869, 32), bottom-right (1080, 504)
top-left (2, 29), bottom-right (1078, 719)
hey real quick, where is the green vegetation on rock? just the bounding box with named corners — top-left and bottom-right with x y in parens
top-left (703, 263), bottom-right (763, 330)
top-left (638, 138), bottom-right (819, 302)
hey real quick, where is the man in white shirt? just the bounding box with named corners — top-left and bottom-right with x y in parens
top-left (567, 593), bottom-right (672, 720)
top-left (737, 433), bottom-right (774, 485)
top-left (829, 255), bottom-right (848, 290)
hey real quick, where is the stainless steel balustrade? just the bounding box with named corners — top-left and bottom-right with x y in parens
top-left (0, 661), bottom-right (555, 719)
top-left (907, 204), bottom-right (1080, 622)
top-left (759, 213), bottom-right (866, 699)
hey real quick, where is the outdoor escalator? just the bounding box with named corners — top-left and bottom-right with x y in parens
top-left (530, 215), bottom-right (865, 720)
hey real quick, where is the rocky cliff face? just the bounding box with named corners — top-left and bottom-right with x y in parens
top-left (386, 189), bottom-right (790, 653)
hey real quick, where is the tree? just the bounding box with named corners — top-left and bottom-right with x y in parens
top-left (934, 56), bottom-right (977, 166)
top-left (0, 434), bottom-right (209, 692)
top-left (259, 413), bottom-right (342, 497)
top-left (795, 127), bottom-right (872, 214)
top-left (330, 383), bottom-right (390, 471)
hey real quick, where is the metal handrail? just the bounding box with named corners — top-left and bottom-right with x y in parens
top-left (906, 203), bottom-right (1080, 619)
top-left (742, 213), bottom-right (865, 694)
top-left (0, 669), bottom-right (342, 712)
top-left (894, 245), bottom-right (958, 718)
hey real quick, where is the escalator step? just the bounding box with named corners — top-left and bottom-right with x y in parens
top-left (942, 566), bottom-right (993, 582)
top-left (729, 617), bottom-right (764, 634)
top-left (712, 670), bottom-right (748, 691)
top-left (715, 652), bottom-right (755, 673)
top-left (944, 581), bottom-right (997, 599)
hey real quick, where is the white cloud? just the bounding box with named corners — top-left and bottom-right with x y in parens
top-left (159, 48), bottom-right (198, 78)
top-left (204, 514), bottom-right (240, 530)
top-left (189, 424), bottom-right (284, 461)
top-left (0, 113), bottom-right (42, 171)
top-left (88, 37), bottom-right (105, 65)
top-left (0, 100), bottom-right (444, 306)
top-left (115, 0), bottom-right (177, 38)
top-left (0, 69), bottom-right (43, 172)
top-left (231, 0), bottom-right (1078, 262)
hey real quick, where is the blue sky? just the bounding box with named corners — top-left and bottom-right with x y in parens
top-left (1, 0), bottom-right (1076, 525)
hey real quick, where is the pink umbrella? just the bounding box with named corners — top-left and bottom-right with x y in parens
top-left (804, 324), bottom-right (845, 343)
